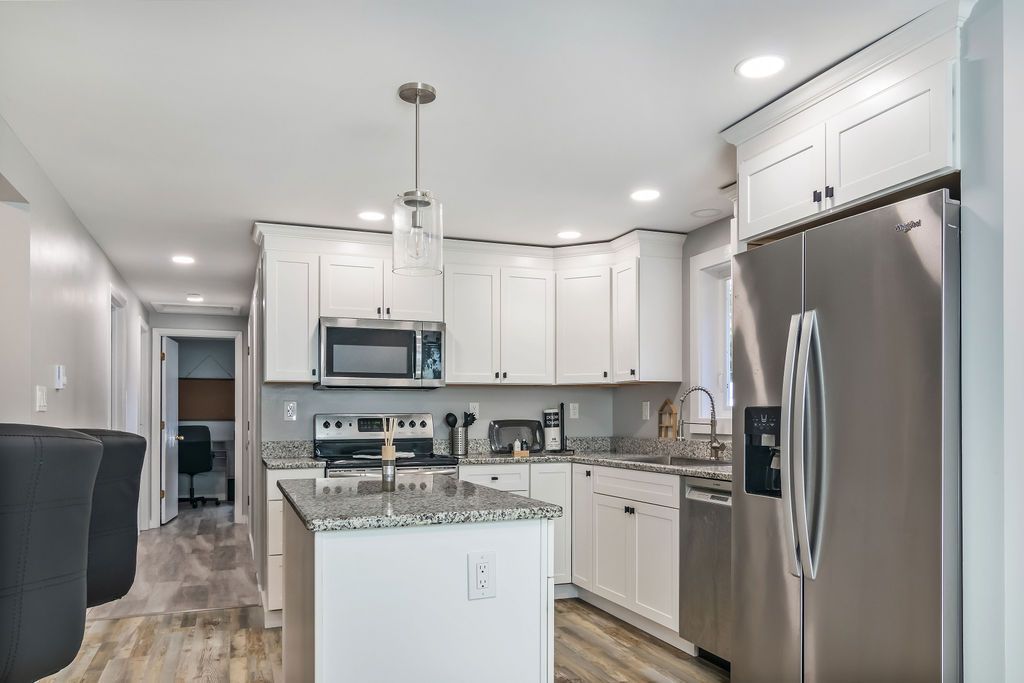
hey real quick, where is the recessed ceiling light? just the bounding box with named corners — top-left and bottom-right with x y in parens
top-left (735, 55), bottom-right (786, 79)
top-left (691, 208), bottom-right (723, 218)
top-left (172, 255), bottom-right (195, 265)
top-left (186, 294), bottom-right (204, 303)
top-left (630, 189), bottom-right (660, 202)
top-left (558, 230), bottom-right (582, 240)
top-left (358, 211), bottom-right (386, 221)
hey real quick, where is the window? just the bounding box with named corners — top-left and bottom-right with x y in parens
top-left (688, 244), bottom-right (735, 435)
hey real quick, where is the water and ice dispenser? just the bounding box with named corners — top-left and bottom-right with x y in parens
top-left (744, 406), bottom-right (782, 497)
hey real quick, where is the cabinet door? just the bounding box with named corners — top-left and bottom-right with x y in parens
top-left (320, 255), bottom-right (384, 318)
top-left (556, 267), bottom-right (611, 384)
top-left (612, 260), bottom-right (639, 383)
top-left (826, 61), bottom-right (953, 208)
top-left (530, 463), bottom-right (572, 584)
top-left (264, 251), bottom-right (319, 382)
top-left (571, 464), bottom-right (595, 590)
top-left (385, 259), bottom-right (444, 322)
top-left (738, 123), bottom-right (826, 241)
top-left (630, 500), bottom-right (680, 630)
top-left (444, 265), bottom-right (500, 383)
top-left (501, 268), bottom-right (555, 384)
top-left (592, 493), bottom-right (631, 607)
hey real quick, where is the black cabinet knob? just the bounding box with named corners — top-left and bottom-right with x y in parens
top-left (630, 368), bottom-right (636, 376)
top-left (825, 185), bottom-right (834, 199)
top-left (494, 371), bottom-right (499, 379)
top-left (386, 307), bottom-right (391, 315)
top-left (502, 372), bottom-right (507, 379)
top-left (603, 371), bottom-right (608, 378)
top-left (377, 306), bottom-right (382, 315)
top-left (491, 476), bottom-right (499, 481)
top-left (813, 189), bottom-right (823, 203)
top-left (585, 470), bottom-right (591, 477)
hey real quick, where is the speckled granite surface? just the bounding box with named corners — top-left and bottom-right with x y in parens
top-left (432, 436), bottom-right (613, 455)
top-left (457, 452), bottom-right (732, 481)
top-left (610, 436), bottom-right (733, 462)
top-left (262, 440), bottom-right (313, 459)
top-left (278, 475), bottom-right (562, 532)
top-left (262, 455), bottom-right (322, 470)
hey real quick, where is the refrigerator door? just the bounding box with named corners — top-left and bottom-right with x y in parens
top-left (732, 235), bottom-right (804, 683)
top-left (800, 190), bottom-right (960, 682)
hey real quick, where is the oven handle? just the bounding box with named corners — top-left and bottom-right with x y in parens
top-left (325, 466), bottom-right (457, 478)
top-left (414, 328), bottom-right (423, 380)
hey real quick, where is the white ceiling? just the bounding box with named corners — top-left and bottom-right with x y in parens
top-left (0, 0), bottom-right (939, 312)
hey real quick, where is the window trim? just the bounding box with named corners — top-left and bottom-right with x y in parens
top-left (688, 244), bottom-right (735, 435)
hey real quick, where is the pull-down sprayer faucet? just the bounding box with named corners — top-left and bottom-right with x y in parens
top-left (678, 386), bottom-right (726, 457)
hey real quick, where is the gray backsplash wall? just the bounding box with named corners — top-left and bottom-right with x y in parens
top-left (611, 216), bottom-right (731, 442)
top-left (261, 384), bottom-right (614, 441)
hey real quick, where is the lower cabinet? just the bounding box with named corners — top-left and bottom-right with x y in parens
top-left (264, 466), bottom-right (322, 613)
top-left (571, 464), bottom-right (594, 590)
top-left (529, 463), bottom-right (572, 584)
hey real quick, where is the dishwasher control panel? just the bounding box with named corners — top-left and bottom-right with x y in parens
top-left (744, 406), bottom-right (782, 498)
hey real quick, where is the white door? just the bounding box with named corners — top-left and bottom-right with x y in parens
top-left (630, 500), bottom-right (680, 630)
top-left (264, 251), bottom-right (319, 382)
top-left (738, 123), bottom-right (826, 241)
top-left (571, 464), bottom-right (595, 590)
top-left (161, 337), bottom-right (179, 524)
top-left (444, 265), bottom-right (500, 384)
top-left (500, 268), bottom-right (555, 384)
top-left (384, 260), bottom-right (444, 321)
top-left (612, 260), bottom-right (639, 383)
top-left (320, 255), bottom-right (384, 318)
top-left (556, 267), bottom-right (611, 384)
top-left (530, 463), bottom-right (572, 584)
top-left (826, 62), bottom-right (953, 208)
top-left (592, 493), bottom-right (631, 606)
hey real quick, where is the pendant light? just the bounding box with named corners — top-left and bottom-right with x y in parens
top-left (392, 82), bottom-right (443, 275)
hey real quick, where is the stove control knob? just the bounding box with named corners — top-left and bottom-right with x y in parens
top-left (419, 420), bottom-right (427, 428)
top-left (335, 421), bottom-right (342, 429)
top-left (322, 421), bottom-right (330, 429)
top-left (398, 420), bottom-right (405, 428)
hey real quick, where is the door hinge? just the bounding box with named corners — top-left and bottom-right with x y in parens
top-left (160, 489), bottom-right (166, 499)
top-left (160, 420), bottom-right (165, 430)
top-left (160, 351), bottom-right (166, 361)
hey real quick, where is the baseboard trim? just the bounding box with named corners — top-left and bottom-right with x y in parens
top-left (573, 587), bottom-right (697, 656)
top-left (554, 583), bottom-right (579, 599)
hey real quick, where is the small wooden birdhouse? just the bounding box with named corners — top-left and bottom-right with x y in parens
top-left (658, 399), bottom-right (679, 439)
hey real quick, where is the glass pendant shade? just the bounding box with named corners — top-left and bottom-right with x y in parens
top-left (392, 189), bottom-right (443, 275)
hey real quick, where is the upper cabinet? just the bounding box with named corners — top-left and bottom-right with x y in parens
top-left (444, 264), bottom-right (501, 384)
top-left (321, 254), bottom-right (443, 322)
top-left (500, 268), bottom-right (556, 384)
top-left (557, 267), bottom-right (611, 384)
top-left (611, 257), bottom-right (682, 383)
top-left (725, 4), bottom-right (961, 244)
top-left (264, 251), bottom-right (319, 383)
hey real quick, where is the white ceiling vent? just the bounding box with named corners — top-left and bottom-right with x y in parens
top-left (152, 301), bottom-right (241, 316)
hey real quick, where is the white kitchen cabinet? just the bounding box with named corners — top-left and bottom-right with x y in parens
top-left (319, 254), bottom-right (385, 318)
top-left (444, 264), bottom-right (501, 383)
top-left (825, 61), bottom-right (954, 209)
top-left (385, 260), bottom-right (444, 322)
top-left (264, 251), bottom-right (319, 382)
top-left (571, 464), bottom-right (594, 591)
top-left (593, 493), bottom-right (631, 604)
top-left (556, 267), bottom-right (611, 384)
top-left (611, 257), bottom-right (682, 383)
top-left (263, 465), bottom-right (322, 615)
top-left (631, 500), bottom-right (680, 630)
top-left (458, 463), bottom-right (530, 493)
top-left (530, 463), bottom-right (572, 584)
top-left (500, 268), bottom-right (555, 384)
top-left (738, 123), bottom-right (826, 242)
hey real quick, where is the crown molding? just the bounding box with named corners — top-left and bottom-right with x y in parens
top-left (720, 1), bottom-right (958, 146)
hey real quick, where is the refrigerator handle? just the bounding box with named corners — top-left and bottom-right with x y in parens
top-left (793, 310), bottom-right (818, 580)
top-left (780, 314), bottom-right (802, 578)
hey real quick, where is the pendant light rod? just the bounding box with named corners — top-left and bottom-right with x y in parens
top-left (398, 82), bottom-right (436, 191)
top-left (415, 97), bottom-right (420, 190)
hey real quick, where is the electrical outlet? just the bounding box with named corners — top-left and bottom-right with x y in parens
top-left (569, 403), bottom-right (579, 419)
top-left (283, 400), bottom-right (298, 421)
top-left (35, 385), bottom-right (48, 412)
top-left (642, 401), bottom-right (650, 421)
top-left (467, 551), bottom-right (496, 600)
top-left (468, 402), bottom-right (480, 418)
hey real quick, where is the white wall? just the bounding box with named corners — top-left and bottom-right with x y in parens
top-left (0, 198), bottom-right (31, 421)
top-left (611, 217), bottom-right (731, 439)
top-left (175, 338), bottom-right (235, 379)
top-left (0, 113), bottom-right (146, 429)
top-left (150, 312), bottom-right (246, 332)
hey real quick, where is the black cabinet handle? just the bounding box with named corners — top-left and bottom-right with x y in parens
top-left (812, 189), bottom-right (823, 203)
top-left (585, 470), bottom-right (591, 477)
top-left (603, 371), bottom-right (608, 378)
top-left (502, 372), bottom-right (507, 379)
top-left (630, 368), bottom-right (636, 376)
top-left (491, 476), bottom-right (499, 481)
top-left (312, 368), bottom-right (316, 376)
top-left (825, 185), bottom-right (834, 199)
top-left (386, 307), bottom-right (391, 315)
top-left (494, 371), bottom-right (499, 379)
top-left (624, 505), bottom-right (629, 513)
top-left (377, 306), bottom-right (382, 315)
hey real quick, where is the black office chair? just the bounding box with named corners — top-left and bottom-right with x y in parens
top-left (0, 424), bottom-right (102, 682)
top-left (179, 425), bottom-right (217, 508)
top-left (73, 429), bottom-right (146, 608)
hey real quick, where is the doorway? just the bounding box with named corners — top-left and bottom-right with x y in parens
top-left (148, 328), bottom-right (245, 528)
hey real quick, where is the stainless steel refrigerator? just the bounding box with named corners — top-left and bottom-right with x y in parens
top-left (731, 189), bottom-right (961, 682)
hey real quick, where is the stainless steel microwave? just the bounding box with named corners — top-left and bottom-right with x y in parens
top-left (318, 318), bottom-right (445, 388)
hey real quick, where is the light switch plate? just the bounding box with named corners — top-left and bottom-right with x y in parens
top-left (283, 400), bottom-right (297, 421)
top-left (35, 385), bottom-right (48, 412)
top-left (468, 402), bottom-right (480, 418)
top-left (569, 403), bottom-right (579, 419)
top-left (467, 551), bottom-right (496, 600)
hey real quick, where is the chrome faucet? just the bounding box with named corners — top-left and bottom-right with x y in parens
top-left (678, 386), bottom-right (726, 457)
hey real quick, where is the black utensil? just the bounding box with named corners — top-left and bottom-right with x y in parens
top-left (464, 412), bottom-right (477, 428)
top-left (445, 413), bottom-right (458, 430)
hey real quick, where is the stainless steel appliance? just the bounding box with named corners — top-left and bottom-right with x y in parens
top-left (732, 190), bottom-right (961, 681)
top-left (679, 476), bottom-right (732, 660)
top-left (314, 413), bottom-right (459, 477)
top-left (319, 318), bottom-right (444, 388)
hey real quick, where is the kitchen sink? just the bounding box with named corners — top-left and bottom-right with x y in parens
top-left (614, 455), bottom-right (723, 468)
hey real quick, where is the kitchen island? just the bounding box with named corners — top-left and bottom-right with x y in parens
top-left (278, 474), bottom-right (562, 683)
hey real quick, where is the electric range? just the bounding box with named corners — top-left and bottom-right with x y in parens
top-left (314, 412), bottom-right (459, 477)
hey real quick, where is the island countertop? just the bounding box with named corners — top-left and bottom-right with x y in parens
top-left (278, 474), bottom-right (562, 532)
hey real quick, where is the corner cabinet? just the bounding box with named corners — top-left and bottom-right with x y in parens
top-left (264, 251), bottom-right (319, 382)
top-left (556, 267), bottom-right (611, 384)
top-left (612, 257), bottom-right (683, 383)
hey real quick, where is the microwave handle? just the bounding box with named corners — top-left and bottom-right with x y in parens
top-left (414, 328), bottom-right (423, 379)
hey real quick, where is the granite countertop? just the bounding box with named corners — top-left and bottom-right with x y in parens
top-left (458, 452), bottom-right (733, 482)
top-left (263, 455), bottom-right (323, 470)
top-left (278, 475), bottom-right (562, 532)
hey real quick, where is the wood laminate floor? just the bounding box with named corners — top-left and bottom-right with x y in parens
top-left (86, 503), bottom-right (260, 620)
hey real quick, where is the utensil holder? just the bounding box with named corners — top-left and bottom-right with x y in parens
top-left (381, 446), bottom-right (396, 492)
top-left (451, 427), bottom-right (468, 457)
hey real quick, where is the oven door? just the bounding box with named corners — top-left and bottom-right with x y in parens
top-left (319, 318), bottom-right (423, 387)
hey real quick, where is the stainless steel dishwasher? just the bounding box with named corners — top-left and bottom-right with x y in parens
top-left (679, 475), bottom-right (732, 662)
